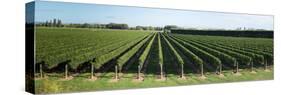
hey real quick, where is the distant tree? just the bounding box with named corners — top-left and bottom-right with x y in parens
top-left (48, 20), bottom-right (52, 27)
top-left (164, 25), bottom-right (178, 32)
top-left (129, 27), bottom-right (136, 30)
top-left (136, 26), bottom-right (143, 30)
top-left (236, 27), bottom-right (242, 30)
top-left (57, 19), bottom-right (62, 27)
top-left (164, 25), bottom-right (178, 30)
top-left (98, 24), bottom-right (106, 29)
top-left (92, 24), bottom-right (99, 28)
top-left (142, 27), bottom-right (149, 30)
top-left (81, 23), bottom-right (91, 28)
top-left (154, 27), bottom-right (163, 31)
top-left (53, 19), bottom-right (57, 27)
top-left (106, 23), bottom-right (129, 29)
top-left (148, 26), bottom-right (154, 30)
top-left (120, 24), bottom-right (129, 29)
top-left (44, 21), bottom-right (48, 27)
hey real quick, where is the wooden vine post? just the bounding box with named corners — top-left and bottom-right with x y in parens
top-left (138, 65), bottom-right (141, 79)
top-left (115, 65), bottom-right (118, 80)
top-left (219, 64), bottom-right (222, 75)
top-left (40, 63), bottom-right (43, 78)
top-left (236, 61), bottom-right (239, 73)
top-left (251, 61), bottom-right (254, 72)
top-left (160, 63), bottom-right (163, 79)
top-left (264, 60), bottom-right (268, 71)
top-left (181, 63), bottom-right (184, 78)
top-left (119, 66), bottom-right (122, 79)
top-left (65, 64), bottom-right (68, 79)
top-left (91, 63), bottom-right (95, 79)
top-left (200, 64), bottom-right (204, 77)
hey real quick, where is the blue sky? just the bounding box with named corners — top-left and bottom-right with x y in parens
top-left (35, 1), bottom-right (273, 30)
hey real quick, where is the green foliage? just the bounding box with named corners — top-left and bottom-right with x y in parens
top-left (215, 43), bottom-right (272, 64)
top-left (171, 35), bottom-right (221, 66)
top-left (93, 34), bottom-right (149, 69)
top-left (172, 36), bottom-right (237, 66)
top-left (106, 23), bottom-right (129, 29)
top-left (36, 27), bottom-right (273, 75)
top-left (38, 18), bottom-right (63, 27)
top-left (117, 33), bottom-right (155, 70)
top-left (161, 33), bottom-right (184, 64)
top-left (173, 34), bottom-right (254, 65)
top-left (164, 33), bottom-right (203, 65)
top-left (164, 25), bottom-right (178, 30)
top-left (158, 33), bottom-right (164, 65)
top-left (36, 27), bottom-right (150, 68)
top-left (34, 27), bottom-right (274, 94)
top-left (206, 42), bottom-right (264, 65)
top-left (138, 33), bottom-right (157, 68)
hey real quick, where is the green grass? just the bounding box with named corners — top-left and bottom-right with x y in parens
top-left (35, 67), bottom-right (273, 94)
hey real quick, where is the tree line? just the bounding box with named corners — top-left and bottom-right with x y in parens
top-left (36, 19), bottom-right (63, 27)
top-left (36, 19), bottom-right (164, 31)
top-left (171, 29), bottom-right (273, 38)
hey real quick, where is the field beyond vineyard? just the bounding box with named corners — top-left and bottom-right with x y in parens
top-left (34, 27), bottom-right (273, 94)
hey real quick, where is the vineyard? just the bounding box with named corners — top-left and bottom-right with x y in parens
top-left (35, 27), bottom-right (273, 93)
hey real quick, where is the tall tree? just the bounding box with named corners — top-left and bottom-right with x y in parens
top-left (45, 21), bottom-right (48, 27)
top-left (57, 19), bottom-right (62, 27)
top-left (53, 19), bottom-right (57, 27)
top-left (48, 20), bottom-right (52, 27)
